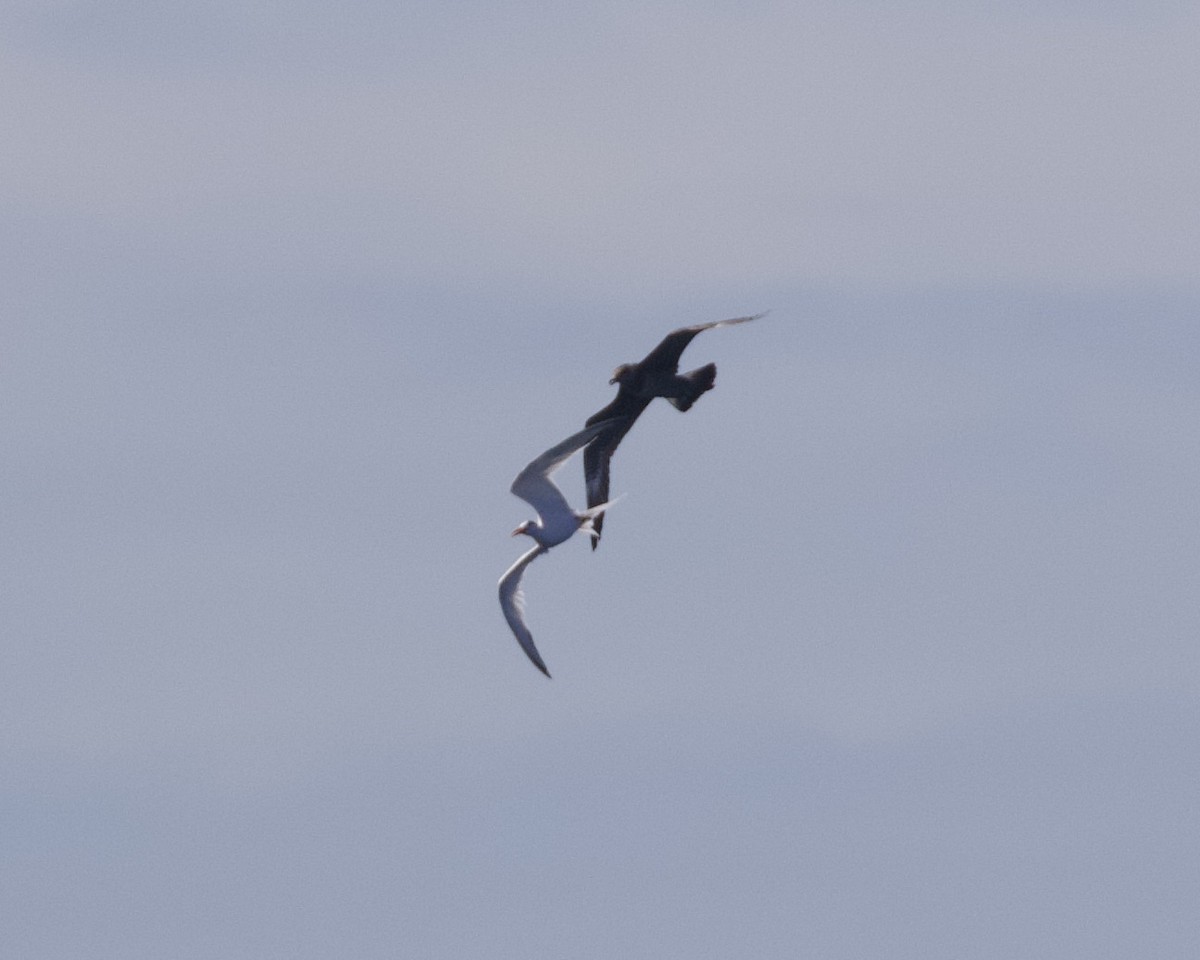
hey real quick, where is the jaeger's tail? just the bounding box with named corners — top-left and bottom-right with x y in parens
top-left (669, 362), bottom-right (718, 411)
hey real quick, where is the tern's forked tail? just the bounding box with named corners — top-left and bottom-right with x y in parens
top-left (579, 495), bottom-right (622, 540)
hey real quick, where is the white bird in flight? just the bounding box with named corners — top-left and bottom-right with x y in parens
top-left (499, 419), bottom-right (619, 677)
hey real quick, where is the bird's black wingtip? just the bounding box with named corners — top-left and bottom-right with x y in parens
top-left (520, 644), bottom-right (553, 678)
top-left (527, 654), bottom-right (552, 678)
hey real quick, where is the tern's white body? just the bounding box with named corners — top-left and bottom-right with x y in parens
top-left (514, 497), bottom-right (587, 548)
top-left (499, 419), bottom-right (619, 677)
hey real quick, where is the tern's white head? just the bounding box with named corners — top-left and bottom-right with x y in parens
top-left (512, 517), bottom-right (573, 548)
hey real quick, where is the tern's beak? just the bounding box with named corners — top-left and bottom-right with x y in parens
top-left (511, 525), bottom-right (525, 537)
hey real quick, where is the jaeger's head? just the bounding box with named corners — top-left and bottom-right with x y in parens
top-left (609, 363), bottom-right (636, 386)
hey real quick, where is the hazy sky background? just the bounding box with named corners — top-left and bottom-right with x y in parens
top-left (3, 2), bottom-right (1198, 957)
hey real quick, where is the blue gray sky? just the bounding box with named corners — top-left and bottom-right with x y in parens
top-left (3, 2), bottom-right (1199, 957)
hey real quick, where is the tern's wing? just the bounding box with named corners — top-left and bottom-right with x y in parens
top-left (498, 544), bottom-right (550, 677)
top-left (510, 419), bottom-right (619, 520)
top-left (638, 312), bottom-right (766, 373)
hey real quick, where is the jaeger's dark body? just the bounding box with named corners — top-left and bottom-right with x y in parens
top-left (583, 314), bottom-right (763, 548)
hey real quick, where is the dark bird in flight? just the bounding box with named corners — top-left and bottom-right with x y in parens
top-left (499, 419), bottom-right (620, 677)
top-left (583, 313), bottom-right (764, 548)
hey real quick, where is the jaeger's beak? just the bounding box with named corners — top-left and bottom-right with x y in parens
top-left (608, 375), bottom-right (618, 385)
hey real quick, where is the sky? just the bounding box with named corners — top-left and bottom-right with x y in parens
top-left (3, 1), bottom-right (1199, 957)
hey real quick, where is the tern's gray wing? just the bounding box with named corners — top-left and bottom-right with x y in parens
top-left (638, 312), bottom-right (766, 372)
top-left (498, 543), bottom-right (550, 677)
top-left (510, 419), bottom-right (619, 521)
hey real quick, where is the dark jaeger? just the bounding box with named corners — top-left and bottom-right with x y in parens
top-left (583, 313), bottom-right (764, 548)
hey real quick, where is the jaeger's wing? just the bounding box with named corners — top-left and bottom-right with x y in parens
top-left (581, 409), bottom-right (641, 548)
top-left (636, 313), bottom-right (765, 373)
